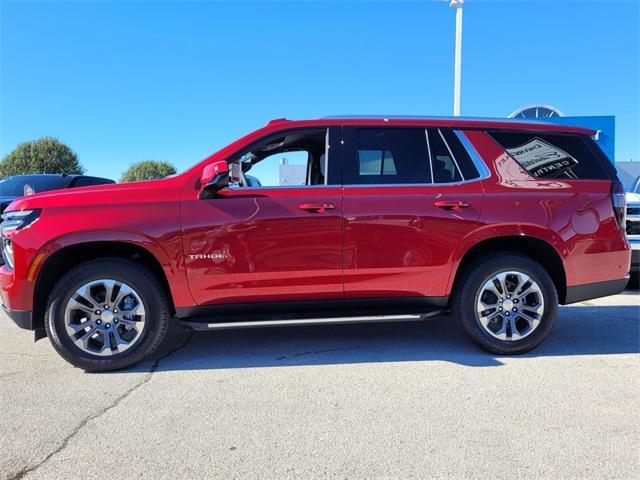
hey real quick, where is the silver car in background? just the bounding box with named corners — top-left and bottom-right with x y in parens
top-left (626, 176), bottom-right (640, 276)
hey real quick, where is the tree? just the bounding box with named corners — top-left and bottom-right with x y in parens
top-left (120, 160), bottom-right (177, 182)
top-left (0, 137), bottom-right (84, 177)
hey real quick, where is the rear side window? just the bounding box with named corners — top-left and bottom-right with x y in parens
top-left (343, 127), bottom-right (481, 185)
top-left (358, 149), bottom-right (397, 176)
top-left (488, 131), bottom-right (614, 180)
top-left (345, 128), bottom-right (431, 184)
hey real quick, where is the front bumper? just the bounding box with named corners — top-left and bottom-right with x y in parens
top-left (1, 304), bottom-right (34, 330)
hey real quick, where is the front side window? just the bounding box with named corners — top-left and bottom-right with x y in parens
top-left (228, 129), bottom-right (328, 188)
top-left (247, 150), bottom-right (309, 187)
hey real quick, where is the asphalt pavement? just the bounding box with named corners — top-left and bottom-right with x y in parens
top-left (1, 291), bottom-right (638, 480)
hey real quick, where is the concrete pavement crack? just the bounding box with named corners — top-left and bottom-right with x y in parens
top-left (7, 331), bottom-right (194, 480)
top-left (275, 346), bottom-right (361, 361)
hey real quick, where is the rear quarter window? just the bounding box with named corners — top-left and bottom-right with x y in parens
top-left (488, 131), bottom-right (615, 180)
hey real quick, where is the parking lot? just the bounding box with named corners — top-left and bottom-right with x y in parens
top-left (1, 291), bottom-right (638, 480)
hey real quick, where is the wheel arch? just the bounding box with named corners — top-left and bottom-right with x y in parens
top-left (450, 234), bottom-right (567, 304)
top-left (32, 240), bottom-right (177, 332)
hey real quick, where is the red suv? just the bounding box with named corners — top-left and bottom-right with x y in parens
top-left (0, 117), bottom-right (631, 371)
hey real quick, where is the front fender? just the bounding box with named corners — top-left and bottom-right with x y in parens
top-left (37, 230), bottom-right (175, 272)
top-left (31, 229), bottom-right (192, 309)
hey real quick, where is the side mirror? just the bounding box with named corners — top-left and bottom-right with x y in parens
top-left (199, 160), bottom-right (229, 199)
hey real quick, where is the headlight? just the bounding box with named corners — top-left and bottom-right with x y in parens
top-left (0, 209), bottom-right (41, 269)
top-left (2, 238), bottom-right (14, 269)
top-left (0, 209), bottom-right (41, 236)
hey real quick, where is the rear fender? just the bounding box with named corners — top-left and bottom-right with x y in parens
top-left (446, 224), bottom-right (566, 295)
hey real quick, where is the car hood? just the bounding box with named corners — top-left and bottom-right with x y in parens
top-left (5, 177), bottom-right (185, 212)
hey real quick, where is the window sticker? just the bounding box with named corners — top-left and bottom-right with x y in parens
top-left (506, 137), bottom-right (578, 178)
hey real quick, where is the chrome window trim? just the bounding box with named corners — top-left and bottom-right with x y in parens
top-left (437, 128), bottom-right (465, 181)
top-left (229, 128), bottom-right (490, 190)
top-left (425, 129), bottom-right (434, 184)
top-left (232, 180), bottom-right (485, 189)
top-left (341, 179), bottom-right (485, 188)
top-left (228, 184), bottom-right (338, 191)
top-left (454, 130), bottom-right (491, 179)
top-left (323, 129), bottom-right (329, 186)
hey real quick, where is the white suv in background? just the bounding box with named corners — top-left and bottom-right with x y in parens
top-left (626, 176), bottom-right (640, 276)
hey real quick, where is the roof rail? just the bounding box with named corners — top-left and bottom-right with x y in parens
top-left (266, 118), bottom-right (290, 126)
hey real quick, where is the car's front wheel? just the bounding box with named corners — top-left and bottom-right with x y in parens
top-left (452, 253), bottom-right (558, 354)
top-left (45, 258), bottom-right (171, 371)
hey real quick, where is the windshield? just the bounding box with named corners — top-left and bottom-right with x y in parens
top-left (0, 176), bottom-right (69, 196)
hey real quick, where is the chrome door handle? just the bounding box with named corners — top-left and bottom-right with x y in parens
top-left (435, 200), bottom-right (469, 210)
top-left (299, 202), bottom-right (335, 212)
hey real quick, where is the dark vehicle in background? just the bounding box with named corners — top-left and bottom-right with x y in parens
top-left (0, 174), bottom-right (115, 213)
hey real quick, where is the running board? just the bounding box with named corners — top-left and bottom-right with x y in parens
top-left (181, 311), bottom-right (443, 331)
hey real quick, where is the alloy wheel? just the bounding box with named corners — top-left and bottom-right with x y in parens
top-left (475, 271), bottom-right (544, 341)
top-left (63, 279), bottom-right (146, 356)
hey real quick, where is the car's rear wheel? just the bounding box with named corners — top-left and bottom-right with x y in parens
top-left (452, 253), bottom-right (558, 354)
top-left (45, 258), bottom-right (171, 371)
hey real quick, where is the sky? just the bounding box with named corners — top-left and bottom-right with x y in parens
top-left (1, 0), bottom-right (639, 181)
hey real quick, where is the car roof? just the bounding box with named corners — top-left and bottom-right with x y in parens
top-left (5, 174), bottom-right (113, 182)
top-left (265, 115), bottom-right (596, 135)
top-left (7, 174), bottom-right (81, 179)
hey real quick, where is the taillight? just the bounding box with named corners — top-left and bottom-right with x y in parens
top-left (611, 181), bottom-right (626, 229)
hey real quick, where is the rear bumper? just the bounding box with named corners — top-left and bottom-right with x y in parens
top-left (1, 304), bottom-right (34, 330)
top-left (564, 277), bottom-right (629, 304)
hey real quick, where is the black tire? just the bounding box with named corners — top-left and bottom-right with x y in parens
top-left (45, 258), bottom-right (171, 371)
top-left (452, 253), bottom-right (558, 355)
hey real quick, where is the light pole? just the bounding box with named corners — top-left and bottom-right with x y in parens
top-left (450, 0), bottom-right (464, 116)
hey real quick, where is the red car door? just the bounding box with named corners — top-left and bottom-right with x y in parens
top-left (341, 126), bottom-right (485, 301)
top-left (181, 127), bottom-right (343, 306)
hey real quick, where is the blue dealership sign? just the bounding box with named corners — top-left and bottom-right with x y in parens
top-left (544, 116), bottom-right (615, 164)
